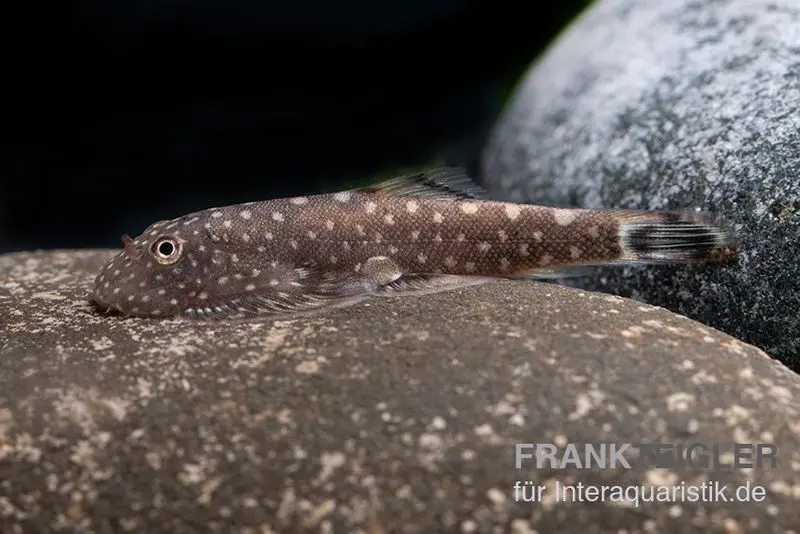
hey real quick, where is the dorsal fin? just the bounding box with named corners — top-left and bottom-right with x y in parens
top-left (356, 167), bottom-right (489, 200)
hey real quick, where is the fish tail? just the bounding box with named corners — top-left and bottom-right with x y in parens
top-left (615, 209), bottom-right (739, 264)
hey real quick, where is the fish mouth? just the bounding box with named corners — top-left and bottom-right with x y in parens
top-left (87, 290), bottom-right (126, 317)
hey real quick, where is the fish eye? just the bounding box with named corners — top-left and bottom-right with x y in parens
top-left (150, 236), bottom-right (182, 265)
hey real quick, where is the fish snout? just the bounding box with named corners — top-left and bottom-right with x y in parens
top-left (90, 252), bottom-right (143, 315)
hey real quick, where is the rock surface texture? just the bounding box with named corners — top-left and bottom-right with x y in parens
top-left (1, 250), bottom-right (798, 533)
top-left (481, 0), bottom-right (800, 370)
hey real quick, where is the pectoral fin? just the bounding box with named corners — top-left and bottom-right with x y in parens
top-left (360, 255), bottom-right (492, 297)
top-left (508, 265), bottom-right (597, 280)
top-left (179, 267), bottom-right (374, 321)
top-left (180, 283), bottom-right (371, 321)
top-left (371, 273), bottom-right (494, 297)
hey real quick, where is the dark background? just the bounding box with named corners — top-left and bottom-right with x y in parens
top-left (2, 0), bottom-right (591, 253)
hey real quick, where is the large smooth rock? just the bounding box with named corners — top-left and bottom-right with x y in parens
top-left (481, 0), bottom-right (800, 370)
top-left (1, 250), bottom-right (798, 533)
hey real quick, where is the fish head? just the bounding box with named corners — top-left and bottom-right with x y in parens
top-left (91, 215), bottom-right (224, 317)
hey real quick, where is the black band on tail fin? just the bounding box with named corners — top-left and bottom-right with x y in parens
top-left (617, 210), bottom-right (739, 264)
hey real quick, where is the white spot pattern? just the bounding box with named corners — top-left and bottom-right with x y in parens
top-left (460, 203), bottom-right (480, 215)
top-left (553, 209), bottom-right (578, 226)
top-left (504, 204), bottom-right (522, 220)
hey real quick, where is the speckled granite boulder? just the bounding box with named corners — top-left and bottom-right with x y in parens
top-left (1, 250), bottom-right (798, 533)
top-left (481, 0), bottom-right (800, 370)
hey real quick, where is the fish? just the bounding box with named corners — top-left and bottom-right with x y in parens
top-left (90, 167), bottom-right (739, 320)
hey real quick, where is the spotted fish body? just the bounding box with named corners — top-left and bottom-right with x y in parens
top-left (91, 168), bottom-right (738, 319)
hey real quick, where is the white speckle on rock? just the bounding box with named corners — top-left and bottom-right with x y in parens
top-left (687, 418), bottom-right (700, 434)
top-left (316, 451), bottom-right (346, 484)
top-left (474, 423), bottom-right (494, 437)
top-left (418, 433), bottom-right (443, 451)
top-left (302, 499), bottom-right (337, 528)
top-left (568, 390), bottom-right (606, 420)
top-left (769, 385), bottom-right (792, 403)
top-left (295, 360), bottom-right (320, 375)
top-left (665, 392), bottom-right (695, 412)
top-left (460, 519), bottom-right (477, 533)
top-left (509, 413), bottom-right (525, 426)
top-left (645, 468), bottom-right (678, 487)
top-left (510, 518), bottom-right (537, 534)
top-left (486, 487), bottom-right (506, 506)
top-left (431, 416), bottom-right (447, 430)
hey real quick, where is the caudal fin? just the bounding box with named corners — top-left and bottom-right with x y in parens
top-left (616, 210), bottom-right (739, 264)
